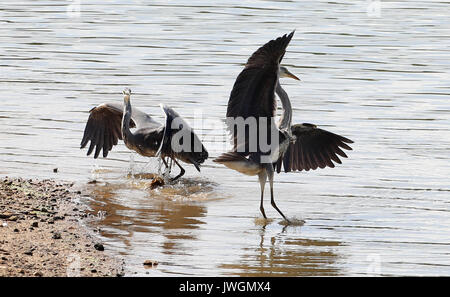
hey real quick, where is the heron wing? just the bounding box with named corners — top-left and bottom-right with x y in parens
top-left (275, 123), bottom-right (354, 173)
top-left (157, 104), bottom-right (208, 171)
top-left (226, 31), bottom-right (295, 120)
top-left (226, 31), bottom-right (295, 154)
top-left (80, 102), bottom-right (161, 158)
top-left (80, 103), bottom-right (123, 159)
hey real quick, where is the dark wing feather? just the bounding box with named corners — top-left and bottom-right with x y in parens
top-left (80, 102), bottom-right (162, 159)
top-left (246, 30), bottom-right (295, 70)
top-left (80, 103), bottom-right (125, 159)
top-left (276, 123), bottom-right (353, 173)
top-left (226, 31), bottom-right (295, 120)
top-left (226, 31), bottom-right (295, 155)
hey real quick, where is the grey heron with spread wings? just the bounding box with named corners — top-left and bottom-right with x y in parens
top-left (80, 88), bottom-right (208, 181)
top-left (214, 31), bottom-right (353, 223)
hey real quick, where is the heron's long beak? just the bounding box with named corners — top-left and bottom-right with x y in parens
top-left (284, 69), bottom-right (300, 81)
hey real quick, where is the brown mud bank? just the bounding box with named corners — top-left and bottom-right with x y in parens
top-left (0, 177), bottom-right (124, 277)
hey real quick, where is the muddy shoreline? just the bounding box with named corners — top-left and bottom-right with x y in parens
top-left (0, 177), bottom-right (124, 277)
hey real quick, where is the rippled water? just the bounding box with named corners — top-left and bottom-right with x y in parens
top-left (1, 0), bottom-right (449, 276)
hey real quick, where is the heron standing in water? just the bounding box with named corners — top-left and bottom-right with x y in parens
top-left (214, 31), bottom-right (353, 223)
top-left (80, 88), bottom-right (208, 181)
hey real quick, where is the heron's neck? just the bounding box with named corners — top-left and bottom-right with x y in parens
top-left (121, 98), bottom-right (134, 141)
top-left (276, 81), bottom-right (292, 132)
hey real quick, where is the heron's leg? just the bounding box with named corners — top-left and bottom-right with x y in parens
top-left (266, 164), bottom-right (290, 223)
top-left (163, 156), bottom-right (175, 174)
top-left (162, 157), bottom-right (168, 169)
top-left (163, 157), bottom-right (172, 173)
top-left (170, 158), bottom-right (185, 182)
top-left (168, 157), bottom-right (173, 173)
top-left (164, 157), bottom-right (174, 179)
top-left (160, 157), bottom-right (170, 177)
top-left (258, 170), bottom-right (268, 219)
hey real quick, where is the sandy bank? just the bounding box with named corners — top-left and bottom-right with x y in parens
top-left (0, 177), bottom-right (124, 277)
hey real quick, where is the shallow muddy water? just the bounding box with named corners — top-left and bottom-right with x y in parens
top-left (1, 0), bottom-right (449, 276)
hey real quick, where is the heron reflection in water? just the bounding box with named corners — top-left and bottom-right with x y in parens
top-left (214, 31), bottom-right (353, 223)
top-left (80, 88), bottom-right (208, 181)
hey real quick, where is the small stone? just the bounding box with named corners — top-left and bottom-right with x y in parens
top-left (52, 232), bottom-right (61, 239)
top-left (34, 271), bottom-right (43, 277)
top-left (32, 222), bottom-right (39, 228)
top-left (53, 168), bottom-right (58, 173)
top-left (0, 213), bottom-right (11, 219)
top-left (24, 250), bottom-right (33, 256)
top-left (143, 259), bottom-right (158, 266)
top-left (13, 228), bottom-right (19, 233)
top-left (149, 176), bottom-right (165, 190)
top-left (94, 243), bottom-right (104, 251)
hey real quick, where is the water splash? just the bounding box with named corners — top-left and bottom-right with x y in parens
top-left (279, 217), bottom-right (305, 227)
top-left (127, 152), bottom-right (135, 175)
top-left (90, 163), bottom-right (101, 181)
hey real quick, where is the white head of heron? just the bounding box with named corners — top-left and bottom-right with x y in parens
top-left (123, 88), bottom-right (132, 104)
top-left (279, 66), bottom-right (300, 81)
top-left (123, 88), bottom-right (132, 96)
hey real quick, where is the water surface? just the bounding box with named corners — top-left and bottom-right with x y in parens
top-left (1, 0), bottom-right (449, 276)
